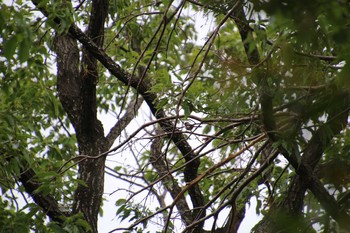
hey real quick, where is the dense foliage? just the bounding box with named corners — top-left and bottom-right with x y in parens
top-left (1, 0), bottom-right (350, 232)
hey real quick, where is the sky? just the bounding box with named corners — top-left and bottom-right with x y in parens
top-left (3, 1), bottom-right (263, 232)
top-left (98, 109), bottom-right (262, 232)
top-left (97, 8), bottom-right (262, 233)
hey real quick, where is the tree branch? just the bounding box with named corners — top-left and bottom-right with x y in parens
top-left (1, 151), bottom-right (69, 223)
top-left (230, 1), bottom-right (350, 231)
top-left (19, 165), bottom-right (70, 222)
top-left (106, 96), bottom-right (144, 149)
top-left (59, 6), bottom-right (206, 226)
top-left (70, 1), bottom-right (109, 232)
top-left (150, 130), bottom-right (193, 226)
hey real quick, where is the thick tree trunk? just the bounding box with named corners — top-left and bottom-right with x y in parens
top-left (54, 33), bottom-right (108, 232)
top-left (54, 0), bottom-right (109, 231)
top-left (71, 1), bottom-right (109, 232)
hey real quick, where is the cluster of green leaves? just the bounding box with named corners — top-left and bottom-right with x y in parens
top-left (94, 0), bottom-right (198, 115)
top-left (0, 1), bottom-right (79, 230)
top-left (247, 1), bottom-right (350, 230)
top-left (115, 198), bottom-right (153, 227)
top-left (0, 200), bottom-right (54, 233)
top-left (2, 0), bottom-right (350, 232)
top-left (1, 4), bottom-right (33, 63)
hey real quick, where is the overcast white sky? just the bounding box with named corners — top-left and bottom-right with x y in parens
top-left (3, 1), bottom-right (262, 232)
top-left (98, 8), bottom-right (262, 233)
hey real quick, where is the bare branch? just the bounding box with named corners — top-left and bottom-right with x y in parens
top-left (106, 96), bottom-right (144, 148)
top-left (150, 129), bottom-right (193, 226)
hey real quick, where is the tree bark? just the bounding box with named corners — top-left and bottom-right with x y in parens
top-left (53, 0), bottom-right (109, 231)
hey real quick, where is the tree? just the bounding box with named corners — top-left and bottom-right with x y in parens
top-left (1, 0), bottom-right (350, 232)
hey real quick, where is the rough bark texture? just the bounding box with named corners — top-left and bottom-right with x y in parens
top-left (53, 0), bottom-right (109, 231)
top-left (65, 24), bottom-right (205, 213)
top-left (22, 1), bottom-right (350, 232)
top-left (54, 32), bottom-right (108, 232)
top-left (61, 9), bottom-right (206, 233)
top-left (30, 0), bottom-right (205, 231)
top-left (71, 1), bottom-right (109, 232)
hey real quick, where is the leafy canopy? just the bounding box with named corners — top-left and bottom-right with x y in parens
top-left (1, 0), bottom-right (350, 232)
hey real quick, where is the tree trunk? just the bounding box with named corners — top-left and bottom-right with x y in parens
top-left (53, 0), bottom-right (109, 231)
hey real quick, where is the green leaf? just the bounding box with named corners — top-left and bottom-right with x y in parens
top-left (183, 100), bottom-right (193, 118)
top-left (114, 166), bottom-right (122, 171)
top-left (156, 98), bottom-right (168, 110)
top-left (115, 198), bottom-right (126, 206)
top-left (18, 39), bottom-right (31, 63)
top-left (3, 35), bottom-right (18, 59)
top-left (75, 219), bottom-right (92, 231)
